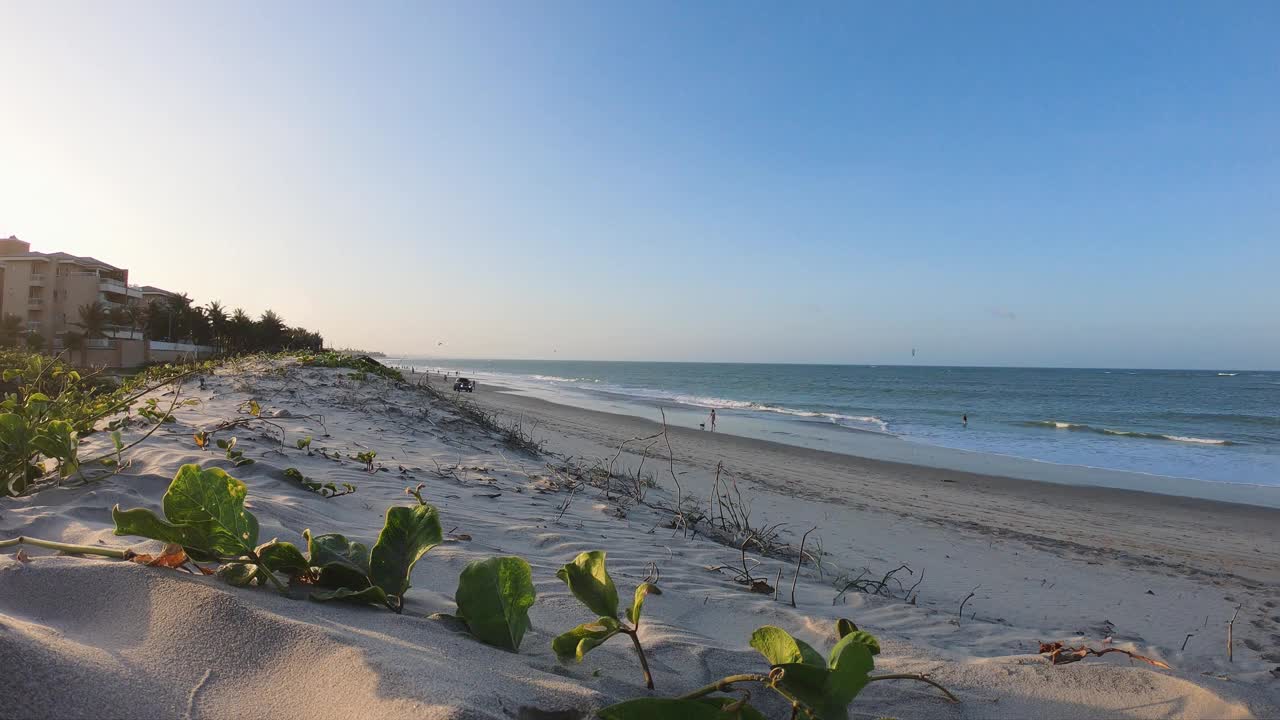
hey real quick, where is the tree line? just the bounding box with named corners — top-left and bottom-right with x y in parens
top-left (0, 293), bottom-right (324, 355)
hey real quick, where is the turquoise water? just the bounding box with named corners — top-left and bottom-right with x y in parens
top-left (392, 359), bottom-right (1280, 489)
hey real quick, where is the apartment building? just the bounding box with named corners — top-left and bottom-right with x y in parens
top-left (0, 235), bottom-right (142, 347)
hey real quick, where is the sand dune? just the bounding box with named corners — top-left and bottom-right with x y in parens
top-left (1, 359), bottom-right (1276, 719)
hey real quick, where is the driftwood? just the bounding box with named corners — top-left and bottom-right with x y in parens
top-left (1039, 641), bottom-right (1171, 670)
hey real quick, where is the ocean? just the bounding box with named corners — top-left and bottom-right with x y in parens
top-left (388, 359), bottom-right (1280, 492)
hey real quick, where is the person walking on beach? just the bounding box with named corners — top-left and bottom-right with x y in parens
top-left (710, 408), bottom-right (717, 432)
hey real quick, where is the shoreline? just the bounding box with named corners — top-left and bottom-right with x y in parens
top-left (452, 378), bottom-right (1280, 589)
top-left (437, 374), bottom-right (1280, 511)
top-left (398, 363), bottom-right (1280, 506)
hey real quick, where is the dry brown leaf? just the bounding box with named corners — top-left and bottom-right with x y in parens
top-left (129, 543), bottom-right (189, 569)
top-left (15, 548), bottom-right (31, 563)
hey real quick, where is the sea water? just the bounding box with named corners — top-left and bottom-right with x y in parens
top-left (390, 359), bottom-right (1280, 492)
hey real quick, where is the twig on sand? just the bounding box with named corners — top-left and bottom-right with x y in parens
top-left (1039, 641), bottom-right (1171, 670)
top-left (866, 673), bottom-right (959, 703)
top-left (791, 527), bottom-right (815, 608)
top-left (958, 584), bottom-right (979, 624)
top-left (1228, 604), bottom-right (1242, 662)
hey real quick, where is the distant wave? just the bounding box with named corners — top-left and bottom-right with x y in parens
top-left (1024, 420), bottom-right (1236, 446)
top-left (1218, 372), bottom-right (1238, 377)
top-left (520, 378), bottom-right (894, 434)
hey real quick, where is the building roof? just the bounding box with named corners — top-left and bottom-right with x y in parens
top-left (0, 249), bottom-right (123, 272)
top-left (136, 285), bottom-right (179, 297)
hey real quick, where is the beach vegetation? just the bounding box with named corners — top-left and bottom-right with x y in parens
top-left (454, 556), bottom-right (537, 651)
top-left (111, 463), bottom-right (294, 592)
top-left (296, 350), bottom-right (403, 381)
top-left (354, 450), bottom-right (377, 471)
top-left (215, 436), bottom-right (255, 467)
top-left (283, 467), bottom-right (356, 498)
top-left (1, 350), bottom-right (209, 496)
top-left (598, 620), bottom-right (954, 719)
top-left (310, 488), bottom-right (442, 613)
top-left (553, 550), bottom-right (661, 689)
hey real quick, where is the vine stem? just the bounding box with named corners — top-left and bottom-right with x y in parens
top-left (0, 535), bottom-right (130, 559)
top-left (622, 628), bottom-right (657, 690)
top-left (246, 551), bottom-right (289, 594)
top-left (866, 673), bottom-right (959, 702)
top-left (676, 674), bottom-right (772, 700)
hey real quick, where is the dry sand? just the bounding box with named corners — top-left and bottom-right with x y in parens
top-left (2, 359), bottom-right (1277, 719)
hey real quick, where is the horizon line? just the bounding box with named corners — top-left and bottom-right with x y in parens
top-left (375, 354), bottom-right (1279, 374)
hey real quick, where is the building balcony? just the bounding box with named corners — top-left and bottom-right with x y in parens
top-left (29, 273), bottom-right (46, 285)
top-left (100, 277), bottom-right (127, 294)
top-left (28, 297), bottom-right (44, 307)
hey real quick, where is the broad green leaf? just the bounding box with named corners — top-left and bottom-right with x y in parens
top-left (310, 585), bottom-right (388, 605)
top-left (256, 540), bottom-right (309, 577)
top-left (368, 503), bottom-right (442, 602)
top-left (551, 616), bottom-right (620, 662)
top-left (833, 629), bottom-right (879, 657)
top-left (455, 556), bottom-right (537, 651)
top-left (304, 529), bottom-right (372, 589)
top-left (598, 697), bottom-right (768, 720)
top-left (112, 506), bottom-right (218, 561)
top-left (625, 582), bottom-right (661, 626)
top-left (835, 618), bottom-right (857, 639)
top-left (825, 631), bottom-right (875, 703)
top-left (555, 550), bottom-right (618, 619)
top-left (111, 430), bottom-right (123, 452)
top-left (750, 626), bottom-right (826, 667)
top-left (31, 420), bottom-right (78, 476)
top-left (161, 464), bottom-right (259, 557)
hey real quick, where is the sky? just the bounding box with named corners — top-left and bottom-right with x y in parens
top-left (2, 1), bottom-right (1277, 369)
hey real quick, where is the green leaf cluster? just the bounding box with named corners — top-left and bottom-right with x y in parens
top-left (308, 502), bottom-right (442, 612)
top-left (112, 464), bottom-right (295, 590)
top-left (215, 436), bottom-right (254, 467)
top-left (597, 620), bottom-right (881, 720)
top-left (553, 551), bottom-right (661, 687)
top-left (283, 467), bottom-right (355, 498)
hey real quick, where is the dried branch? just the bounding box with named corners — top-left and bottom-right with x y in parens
top-left (791, 527), bottom-right (815, 608)
top-left (1039, 642), bottom-right (1171, 670)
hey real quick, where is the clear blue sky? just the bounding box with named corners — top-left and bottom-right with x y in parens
top-left (2, 2), bottom-right (1277, 368)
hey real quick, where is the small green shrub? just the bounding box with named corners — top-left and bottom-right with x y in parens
top-left (553, 550), bottom-right (661, 688)
top-left (307, 490), bottom-right (442, 613)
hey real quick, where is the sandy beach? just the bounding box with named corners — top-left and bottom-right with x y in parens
top-left (2, 360), bottom-right (1278, 719)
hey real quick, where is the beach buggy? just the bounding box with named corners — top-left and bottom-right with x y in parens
top-left (453, 377), bottom-right (475, 393)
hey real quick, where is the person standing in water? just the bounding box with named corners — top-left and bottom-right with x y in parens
top-left (710, 408), bottom-right (717, 432)
top-left (963, 414), bottom-right (968, 427)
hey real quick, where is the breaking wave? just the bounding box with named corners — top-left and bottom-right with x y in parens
top-left (1024, 420), bottom-right (1236, 446)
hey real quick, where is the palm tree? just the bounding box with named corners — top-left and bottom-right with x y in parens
top-left (229, 308), bottom-right (253, 352)
top-left (125, 303), bottom-right (147, 340)
top-left (205, 301), bottom-right (228, 351)
top-left (106, 304), bottom-right (130, 339)
top-left (257, 310), bottom-right (286, 352)
top-left (74, 302), bottom-right (109, 339)
top-left (0, 314), bottom-right (24, 347)
top-left (165, 292), bottom-right (192, 341)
